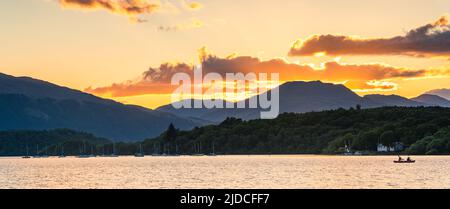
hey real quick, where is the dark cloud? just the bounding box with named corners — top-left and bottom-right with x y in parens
top-left (289, 16), bottom-right (450, 58)
top-left (58, 0), bottom-right (159, 22)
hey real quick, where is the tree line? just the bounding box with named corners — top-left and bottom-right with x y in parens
top-left (143, 107), bottom-right (450, 155)
top-left (1, 107), bottom-right (449, 156)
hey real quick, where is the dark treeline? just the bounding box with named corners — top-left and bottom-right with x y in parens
top-left (1, 107), bottom-right (450, 156)
top-left (141, 107), bottom-right (450, 155)
top-left (0, 129), bottom-right (111, 156)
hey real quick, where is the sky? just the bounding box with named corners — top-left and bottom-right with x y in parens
top-left (1, 0), bottom-right (450, 109)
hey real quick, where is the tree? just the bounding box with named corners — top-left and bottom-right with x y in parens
top-left (353, 130), bottom-right (379, 150)
top-left (164, 123), bottom-right (177, 142)
top-left (426, 138), bottom-right (447, 153)
top-left (406, 136), bottom-right (433, 155)
top-left (380, 131), bottom-right (395, 146)
top-left (342, 133), bottom-right (355, 146)
top-left (351, 136), bottom-right (367, 151)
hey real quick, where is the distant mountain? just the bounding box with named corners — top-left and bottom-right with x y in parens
top-left (157, 99), bottom-right (233, 123)
top-left (362, 94), bottom-right (426, 107)
top-left (411, 94), bottom-right (450, 107)
top-left (158, 81), bottom-right (448, 123)
top-left (426, 89), bottom-right (450, 100)
top-left (0, 73), bottom-right (200, 141)
top-left (158, 81), bottom-right (377, 122)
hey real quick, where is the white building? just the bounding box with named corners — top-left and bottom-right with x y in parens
top-left (377, 144), bottom-right (395, 152)
top-left (377, 142), bottom-right (404, 152)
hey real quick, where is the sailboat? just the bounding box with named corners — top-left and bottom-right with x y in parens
top-left (40, 146), bottom-right (49, 158)
top-left (174, 143), bottom-right (180, 156)
top-left (191, 142), bottom-right (205, 156)
top-left (33, 144), bottom-right (41, 158)
top-left (151, 142), bottom-right (161, 156)
top-left (207, 141), bottom-right (217, 156)
top-left (22, 145), bottom-right (31, 159)
top-left (106, 142), bottom-right (119, 157)
top-left (58, 145), bottom-right (66, 158)
top-left (77, 141), bottom-right (91, 158)
top-left (88, 145), bottom-right (96, 157)
top-left (134, 144), bottom-right (145, 157)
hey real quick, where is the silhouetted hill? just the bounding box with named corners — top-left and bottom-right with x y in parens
top-left (411, 94), bottom-right (450, 107)
top-left (362, 94), bottom-right (426, 107)
top-left (0, 73), bottom-right (200, 141)
top-left (426, 89), bottom-right (450, 100)
top-left (158, 81), bottom-right (390, 122)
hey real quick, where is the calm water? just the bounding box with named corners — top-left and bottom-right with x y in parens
top-left (0, 155), bottom-right (449, 189)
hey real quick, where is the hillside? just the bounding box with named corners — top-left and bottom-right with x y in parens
top-left (411, 94), bottom-right (450, 107)
top-left (0, 73), bottom-right (200, 141)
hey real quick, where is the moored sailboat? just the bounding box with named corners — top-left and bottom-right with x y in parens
top-left (22, 145), bottom-right (31, 159)
top-left (134, 144), bottom-right (145, 157)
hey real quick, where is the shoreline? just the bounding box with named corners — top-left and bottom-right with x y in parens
top-left (1, 154), bottom-right (449, 158)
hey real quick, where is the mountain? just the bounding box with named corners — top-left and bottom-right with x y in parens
top-left (411, 94), bottom-right (450, 107)
top-left (157, 99), bottom-right (233, 123)
top-left (0, 73), bottom-right (200, 141)
top-left (0, 73), bottom-right (110, 103)
top-left (158, 81), bottom-right (378, 122)
top-left (158, 81), bottom-right (447, 123)
top-left (426, 89), bottom-right (450, 100)
top-left (362, 94), bottom-right (426, 107)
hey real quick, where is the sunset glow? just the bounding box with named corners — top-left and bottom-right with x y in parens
top-left (1, 0), bottom-right (449, 109)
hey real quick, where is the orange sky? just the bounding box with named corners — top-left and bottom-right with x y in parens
top-left (1, 0), bottom-right (450, 109)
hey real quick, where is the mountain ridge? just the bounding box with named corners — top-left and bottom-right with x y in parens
top-left (426, 89), bottom-right (450, 100)
top-left (158, 81), bottom-right (449, 123)
top-left (0, 73), bottom-right (201, 141)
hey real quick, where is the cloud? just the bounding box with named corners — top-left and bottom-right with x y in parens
top-left (85, 52), bottom-right (446, 97)
top-left (289, 16), bottom-right (450, 58)
top-left (344, 80), bottom-right (399, 92)
top-left (58, 0), bottom-right (203, 23)
top-left (59, 0), bottom-right (159, 22)
top-left (181, 0), bottom-right (203, 11)
top-left (157, 17), bottom-right (204, 31)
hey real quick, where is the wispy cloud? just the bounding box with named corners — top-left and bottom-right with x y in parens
top-left (157, 17), bottom-right (204, 31)
top-left (289, 16), bottom-right (450, 58)
top-left (58, 0), bottom-right (159, 22)
top-left (57, 0), bottom-right (204, 23)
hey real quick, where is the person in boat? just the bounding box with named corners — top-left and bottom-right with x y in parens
top-left (398, 156), bottom-right (403, 162)
top-left (407, 157), bottom-right (412, 162)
